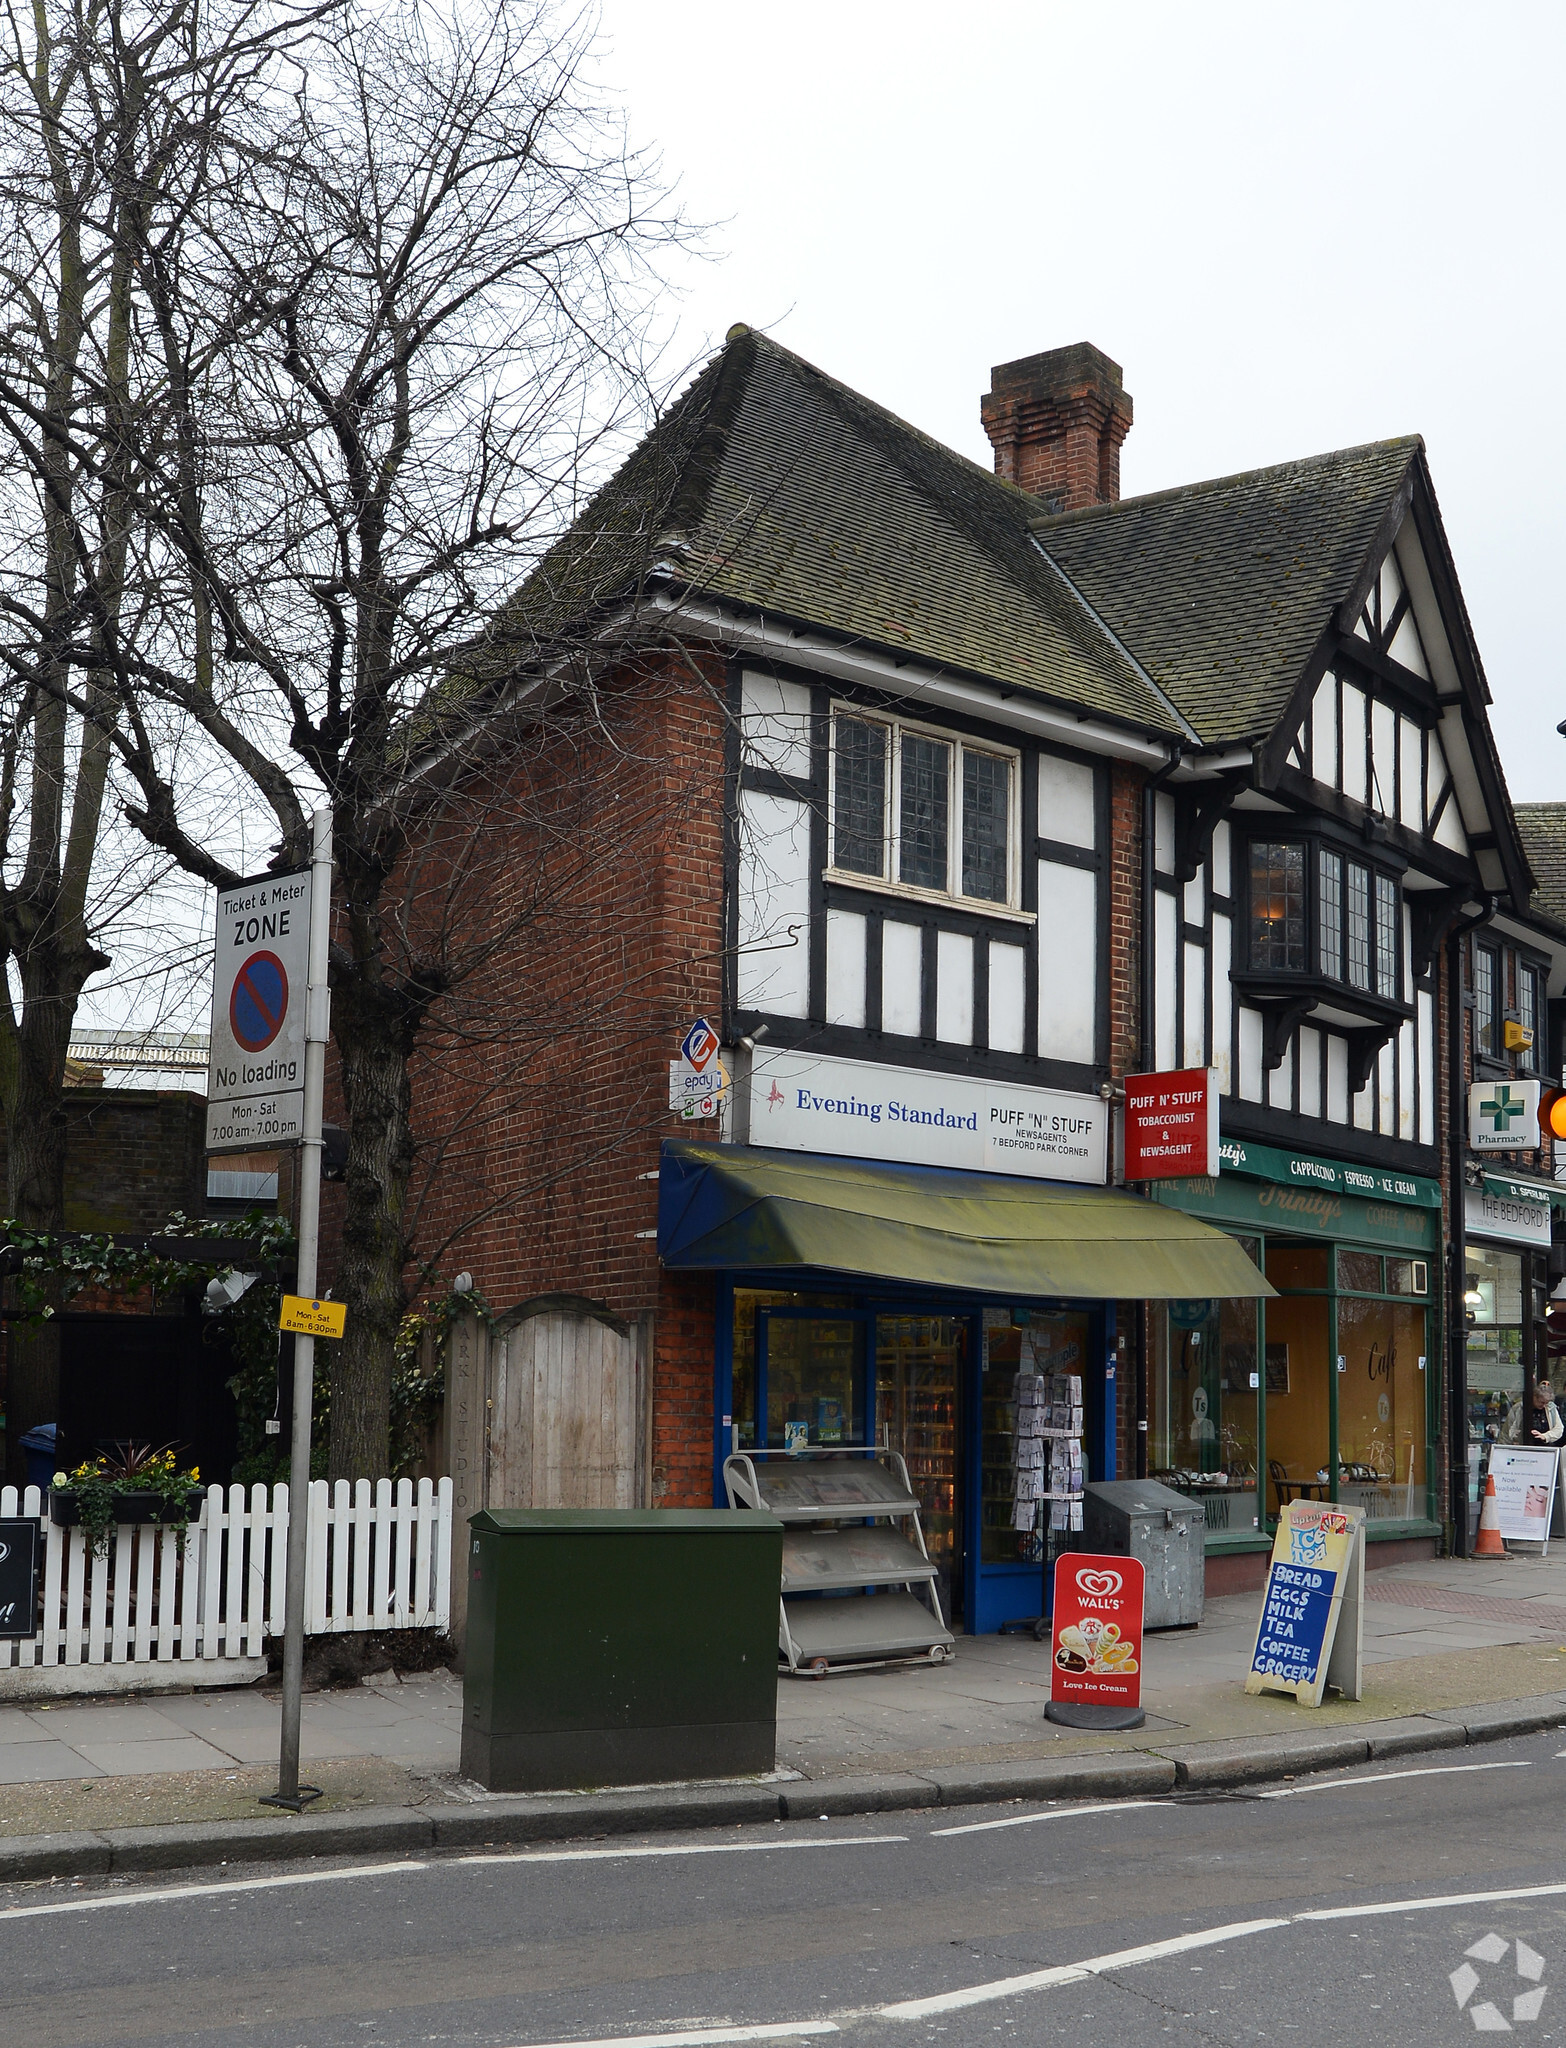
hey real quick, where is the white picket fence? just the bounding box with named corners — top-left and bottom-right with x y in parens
top-left (0, 1476), bottom-right (453, 1671)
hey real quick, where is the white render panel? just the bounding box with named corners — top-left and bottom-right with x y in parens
top-left (1037, 752), bottom-right (1096, 848)
top-left (1038, 860), bottom-right (1097, 1064)
top-left (1371, 699), bottom-right (1397, 816)
top-left (1297, 1025), bottom-right (1322, 1120)
top-left (1267, 1038), bottom-right (1293, 1111)
top-left (1377, 1037), bottom-right (1395, 1135)
top-left (1326, 1034), bottom-right (1349, 1123)
top-left (1353, 1062), bottom-right (1375, 1131)
top-left (1183, 870), bottom-right (1205, 925)
top-left (824, 908), bottom-right (867, 1030)
top-left (740, 671), bottom-right (812, 777)
top-left (1341, 680), bottom-right (1368, 803)
top-left (1418, 989), bottom-right (1435, 1146)
top-left (1397, 1018), bottom-right (1415, 1141)
top-left (881, 922), bottom-right (923, 1036)
top-left (1211, 820), bottom-right (1232, 899)
top-left (989, 942), bottom-right (1026, 1054)
top-left (1155, 888), bottom-right (1178, 1071)
top-left (1435, 790), bottom-right (1469, 853)
top-left (936, 930), bottom-right (974, 1046)
top-left (1399, 717), bottom-right (1423, 828)
top-left (1237, 1005), bottom-right (1264, 1103)
top-left (1389, 606), bottom-right (1430, 679)
top-left (1154, 791), bottom-right (1176, 875)
top-left (1426, 731), bottom-right (1449, 825)
top-left (1183, 941), bottom-right (1206, 1067)
top-left (736, 789), bottom-right (811, 1017)
top-left (1211, 914), bottom-right (1233, 1094)
top-left (1311, 675), bottom-right (1338, 787)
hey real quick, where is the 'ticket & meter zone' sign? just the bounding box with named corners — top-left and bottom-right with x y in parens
top-left (747, 1049), bottom-right (1108, 1183)
top-left (206, 869), bottom-right (310, 1152)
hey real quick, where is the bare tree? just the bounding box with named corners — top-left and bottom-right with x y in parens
top-left (25, 0), bottom-right (694, 1475)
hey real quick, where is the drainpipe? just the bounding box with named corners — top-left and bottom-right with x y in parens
top-left (1138, 743), bottom-right (1184, 1478)
top-left (1445, 895), bottom-right (1495, 1556)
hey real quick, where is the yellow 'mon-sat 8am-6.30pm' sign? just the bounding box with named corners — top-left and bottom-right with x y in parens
top-left (278, 1294), bottom-right (347, 1340)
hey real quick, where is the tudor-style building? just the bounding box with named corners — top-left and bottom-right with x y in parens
top-left (412, 330), bottom-right (1561, 1630)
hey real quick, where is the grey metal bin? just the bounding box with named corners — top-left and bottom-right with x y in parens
top-left (1081, 1480), bottom-right (1205, 1629)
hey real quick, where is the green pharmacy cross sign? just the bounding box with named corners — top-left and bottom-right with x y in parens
top-left (1469, 1079), bottom-right (1541, 1151)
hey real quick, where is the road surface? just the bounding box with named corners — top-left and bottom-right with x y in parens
top-left (7, 1728), bottom-right (1566, 2046)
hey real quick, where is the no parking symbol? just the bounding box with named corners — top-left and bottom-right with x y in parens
top-left (230, 950), bottom-right (290, 1053)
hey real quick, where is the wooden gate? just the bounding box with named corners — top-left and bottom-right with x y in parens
top-left (489, 1297), bottom-right (646, 1510)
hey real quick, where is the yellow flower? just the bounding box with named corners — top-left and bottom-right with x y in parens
top-left (190, 1466), bottom-right (200, 1482)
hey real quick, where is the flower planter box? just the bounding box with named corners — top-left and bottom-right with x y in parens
top-left (49, 1489), bottom-right (205, 1529)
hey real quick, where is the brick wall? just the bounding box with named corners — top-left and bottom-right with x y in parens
top-left (0, 1087), bottom-right (208, 1235)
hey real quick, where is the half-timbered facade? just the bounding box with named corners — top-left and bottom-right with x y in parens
top-left (414, 330), bottom-right (1560, 1626)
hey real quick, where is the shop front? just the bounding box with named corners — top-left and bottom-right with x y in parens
top-left (1151, 1137), bottom-right (1442, 1593)
top-left (658, 1137), bottom-right (1272, 1635)
top-left (1462, 1172), bottom-right (1557, 1546)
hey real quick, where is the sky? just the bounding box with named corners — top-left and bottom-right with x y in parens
top-left (594, 0), bottom-right (1565, 799)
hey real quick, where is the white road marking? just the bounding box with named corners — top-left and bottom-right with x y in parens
top-left (882, 1875), bottom-right (1566, 2019)
top-left (1259, 1760), bottom-right (1531, 1798)
top-left (0, 1861), bottom-right (426, 1923)
top-left (498, 2029), bottom-right (840, 2048)
top-left (460, 1836), bottom-right (906, 1867)
top-left (930, 1800), bottom-right (1164, 1837)
top-left (879, 1920), bottom-right (1290, 2019)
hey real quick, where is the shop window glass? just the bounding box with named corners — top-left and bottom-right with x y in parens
top-left (1318, 849), bottom-right (1343, 979)
top-left (1346, 861), bottom-right (1371, 990)
top-left (1337, 1249), bottom-right (1382, 1293)
top-left (899, 733), bottom-right (951, 890)
top-left (1336, 1296), bottom-right (1428, 1519)
top-left (1263, 1292), bottom-right (1332, 1515)
top-left (1465, 1243), bottom-right (1524, 1447)
top-left (877, 1313), bottom-right (966, 1618)
top-left (1250, 842), bottom-right (1305, 970)
top-left (1374, 872), bottom-right (1399, 996)
top-left (961, 749), bottom-right (1011, 903)
top-left (1265, 1241), bottom-right (1330, 1289)
top-left (762, 1314), bottom-right (865, 1451)
top-left (832, 716), bottom-right (887, 877)
top-left (729, 1289), bottom-right (851, 1450)
top-left (1473, 946), bottom-right (1497, 1058)
top-left (1147, 1258), bottom-right (1262, 1534)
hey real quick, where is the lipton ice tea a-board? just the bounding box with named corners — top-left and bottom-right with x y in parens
top-left (1246, 1499), bottom-right (1364, 1708)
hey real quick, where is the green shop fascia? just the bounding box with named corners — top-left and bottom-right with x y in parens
top-left (1149, 1136), bottom-right (1442, 1560)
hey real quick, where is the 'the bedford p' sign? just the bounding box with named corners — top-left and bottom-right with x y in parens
top-left (1050, 1552), bottom-right (1145, 1713)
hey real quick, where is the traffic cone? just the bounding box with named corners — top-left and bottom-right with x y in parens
top-left (1474, 1472), bottom-right (1507, 1556)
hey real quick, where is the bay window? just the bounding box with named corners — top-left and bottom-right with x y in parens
top-left (1246, 835), bottom-right (1403, 1001)
top-left (829, 708), bottom-right (1018, 908)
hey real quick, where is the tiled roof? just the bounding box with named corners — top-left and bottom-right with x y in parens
top-left (486, 331), bottom-right (1179, 734)
top-left (474, 331), bottom-right (1429, 757)
top-left (1515, 805), bottom-right (1566, 929)
top-left (1032, 439), bottom-right (1422, 745)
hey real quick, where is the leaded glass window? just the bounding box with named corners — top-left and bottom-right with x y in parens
top-left (1474, 946), bottom-right (1497, 1058)
top-left (1374, 871), bottom-right (1399, 997)
top-left (961, 750), bottom-right (1010, 903)
top-left (898, 733), bottom-right (950, 890)
top-left (1346, 862), bottom-right (1371, 991)
top-left (832, 716), bottom-right (887, 877)
top-left (1249, 842), bottom-right (1305, 970)
top-left (1318, 849), bottom-right (1342, 980)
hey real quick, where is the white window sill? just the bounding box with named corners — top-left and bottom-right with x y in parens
top-left (821, 867), bottom-right (1035, 924)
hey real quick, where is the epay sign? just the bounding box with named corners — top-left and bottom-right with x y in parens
top-left (206, 869), bottom-right (311, 1152)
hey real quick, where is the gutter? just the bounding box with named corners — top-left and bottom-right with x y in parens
top-left (1444, 894), bottom-right (1496, 1555)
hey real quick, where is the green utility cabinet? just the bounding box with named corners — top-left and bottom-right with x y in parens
top-left (461, 1508), bottom-right (784, 1791)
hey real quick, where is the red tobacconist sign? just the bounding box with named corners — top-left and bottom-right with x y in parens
top-left (1123, 1066), bottom-right (1219, 1181)
top-left (1050, 1552), bottom-right (1145, 1714)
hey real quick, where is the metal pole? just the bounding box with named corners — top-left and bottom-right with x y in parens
top-left (265, 808), bottom-right (333, 1811)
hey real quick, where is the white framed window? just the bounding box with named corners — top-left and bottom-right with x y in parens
top-left (827, 706), bottom-right (1021, 910)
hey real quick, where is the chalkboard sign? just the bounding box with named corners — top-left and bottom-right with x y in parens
top-left (0, 1518), bottom-right (40, 1638)
top-left (1245, 1499), bottom-right (1363, 1708)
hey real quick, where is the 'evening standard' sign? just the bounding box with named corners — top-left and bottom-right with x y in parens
top-left (1245, 1499), bottom-right (1364, 1708)
top-left (206, 869), bottom-right (311, 1153)
top-left (747, 1049), bottom-right (1107, 1184)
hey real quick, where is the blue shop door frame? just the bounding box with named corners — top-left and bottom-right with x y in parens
top-left (963, 1305), bottom-right (1117, 1635)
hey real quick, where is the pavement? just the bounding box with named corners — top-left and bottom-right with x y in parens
top-left (4, 1548), bottom-right (1566, 1876)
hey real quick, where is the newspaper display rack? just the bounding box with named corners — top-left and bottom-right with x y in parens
top-left (723, 1448), bottom-right (955, 1676)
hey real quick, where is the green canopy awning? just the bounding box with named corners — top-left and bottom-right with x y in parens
top-left (658, 1141), bottom-right (1274, 1301)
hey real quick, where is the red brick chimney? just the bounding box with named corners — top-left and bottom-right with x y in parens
top-left (980, 343), bottom-right (1132, 510)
